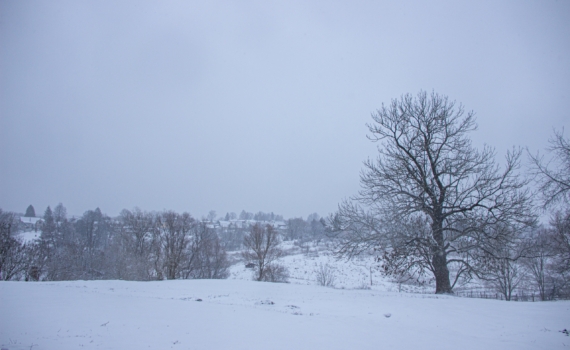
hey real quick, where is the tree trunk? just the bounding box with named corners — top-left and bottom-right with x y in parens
top-left (432, 218), bottom-right (452, 294)
top-left (257, 261), bottom-right (264, 281)
top-left (433, 252), bottom-right (452, 293)
top-left (167, 261), bottom-right (176, 280)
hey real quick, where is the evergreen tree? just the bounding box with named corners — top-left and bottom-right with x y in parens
top-left (25, 205), bottom-right (36, 217)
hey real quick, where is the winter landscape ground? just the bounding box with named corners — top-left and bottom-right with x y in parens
top-left (2, 246), bottom-right (569, 350)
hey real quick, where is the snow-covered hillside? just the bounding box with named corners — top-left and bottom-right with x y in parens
top-left (229, 246), bottom-right (431, 293)
top-left (1, 279), bottom-right (568, 350)
top-left (16, 230), bottom-right (40, 244)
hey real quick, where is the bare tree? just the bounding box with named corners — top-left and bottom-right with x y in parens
top-left (120, 208), bottom-right (155, 257)
top-left (522, 226), bottom-right (557, 300)
top-left (481, 252), bottom-right (526, 301)
top-left (331, 91), bottom-right (535, 294)
top-left (73, 208), bottom-right (113, 279)
top-left (158, 211), bottom-right (194, 280)
top-left (530, 130), bottom-right (570, 298)
top-left (183, 222), bottom-right (230, 279)
top-left (286, 218), bottom-right (307, 241)
top-left (474, 224), bottom-right (531, 301)
top-left (147, 217), bottom-right (164, 280)
top-left (549, 210), bottom-right (570, 298)
top-left (53, 203), bottom-right (67, 223)
top-left (117, 208), bottom-right (157, 280)
top-left (309, 217), bottom-right (327, 246)
top-left (529, 129), bottom-right (570, 208)
top-left (242, 223), bottom-right (288, 282)
top-left (194, 232), bottom-right (230, 279)
top-left (552, 211), bottom-right (570, 270)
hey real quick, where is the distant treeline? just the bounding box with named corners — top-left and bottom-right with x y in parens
top-left (0, 205), bottom-right (326, 282)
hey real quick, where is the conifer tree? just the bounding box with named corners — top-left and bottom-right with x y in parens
top-left (25, 205), bottom-right (36, 217)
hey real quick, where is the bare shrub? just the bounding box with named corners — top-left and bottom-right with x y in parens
top-left (356, 281), bottom-right (371, 290)
top-left (263, 263), bottom-right (289, 283)
top-left (315, 263), bottom-right (336, 287)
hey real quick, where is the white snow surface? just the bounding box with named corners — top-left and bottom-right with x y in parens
top-left (229, 247), bottom-right (431, 292)
top-left (2, 278), bottom-right (568, 350)
top-left (16, 230), bottom-right (40, 244)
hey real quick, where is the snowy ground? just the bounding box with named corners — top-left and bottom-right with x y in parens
top-left (2, 278), bottom-right (569, 350)
top-left (4, 239), bottom-right (568, 349)
top-left (16, 230), bottom-right (40, 244)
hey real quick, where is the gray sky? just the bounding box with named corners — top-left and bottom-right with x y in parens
top-left (1, 0), bottom-right (569, 219)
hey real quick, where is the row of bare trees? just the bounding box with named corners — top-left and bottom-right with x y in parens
top-left (112, 209), bottom-right (230, 281)
top-left (329, 91), bottom-right (570, 298)
top-left (0, 207), bottom-right (230, 281)
top-left (472, 219), bottom-right (569, 301)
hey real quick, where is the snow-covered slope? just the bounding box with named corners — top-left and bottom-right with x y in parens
top-left (16, 230), bottom-right (40, 244)
top-left (1, 279), bottom-right (568, 350)
top-left (230, 242), bottom-right (433, 293)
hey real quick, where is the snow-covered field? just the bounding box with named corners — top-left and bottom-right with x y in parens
top-left (3, 239), bottom-right (568, 349)
top-left (230, 249), bottom-right (430, 292)
top-left (16, 230), bottom-right (40, 244)
top-left (2, 277), bottom-right (568, 350)
top-left (232, 240), bottom-right (455, 294)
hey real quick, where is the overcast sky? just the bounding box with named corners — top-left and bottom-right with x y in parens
top-left (1, 0), bottom-right (569, 219)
